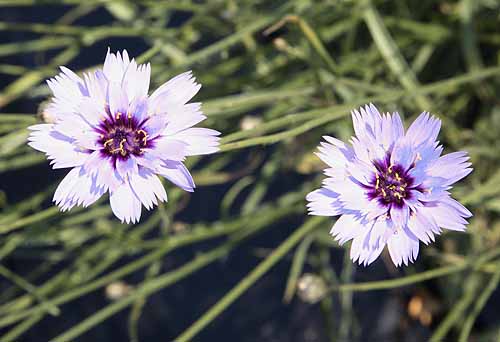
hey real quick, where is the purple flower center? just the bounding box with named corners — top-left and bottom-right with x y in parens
top-left (366, 157), bottom-right (415, 208)
top-left (96, 112), bottom-right (150, 161)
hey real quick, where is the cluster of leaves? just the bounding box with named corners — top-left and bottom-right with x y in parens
top-left (0, 0), bottom-right (500, 341)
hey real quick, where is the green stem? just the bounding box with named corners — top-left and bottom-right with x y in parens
top-left (47, 204), bottom-right (293, 342)
top-left (458, 265), bottom-right (500, 342)
top-left (0, 266), bottom-right (59, 317)
top-left (0, 205), bottom-right (298, 329)
top-left (0, 37), bottom-right (75, 57)
top-left (155, 13), bottom-right (284, 83)
top-left (0, 114), bottom-right (36, 123)
top-left (0, 314), bottom-right (43, 342)
top-left (330, 247), bottom-right (500, 293)
top-left (219, 66), bottom-right (500, 152)
top-left (283, 232), bottom-right (316, 302)
top-left (0, 207), bottom-right (60, 234)
top-left (175, 217), bottom-right (325, 342)
top-left (429, 275), bottom-right (480, 342)
top-left (50, 240), bottom-right (239, 342)
top-left (362, 0), bottom-right (432, 110)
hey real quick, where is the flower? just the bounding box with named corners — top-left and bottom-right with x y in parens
top-left (306, 104), bottom-right (472, 266)
top-left (28, 49), bottom-right (220, 223)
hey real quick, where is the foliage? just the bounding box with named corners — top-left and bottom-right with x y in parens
top-left (0, 0), bottom-right (500, 341)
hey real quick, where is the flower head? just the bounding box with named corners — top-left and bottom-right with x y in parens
top-left (28, 49), bottom-right (220, 223)
top-left (306, 104), bottom-right (472, 266)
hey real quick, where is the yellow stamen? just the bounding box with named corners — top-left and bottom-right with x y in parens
top-left (375, 173), bottom-right (380, 189)
top-left (395, 172), bottom-right (402, 182)
top-left (381, 188), bottom-right (387, 197)
top-left (137, 129), bottom-right (148, 144)
top-left (399, 186), bottom-right (405, 191)
top-left (394, 192), bottom-right (403, 199)
top-left (127, 112), bottom-right (132, 119)
top-left (110, 138), bottom-right (127, 154)
top-left (103, 139), bottom-right (114, 148)
top-left (388, 164), bottom-right (394, 173)
top-left (116, 112), bottom-right (122, 120)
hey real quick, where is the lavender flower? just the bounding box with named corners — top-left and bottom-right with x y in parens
top-left (306, 104), bottom-right (472, 266)
top-left (28, 49), bottom-right (220, 223)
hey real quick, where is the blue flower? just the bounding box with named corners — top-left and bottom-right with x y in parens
top-left (307, 104), bottom-right (472, 266)
top-left (28, 49), bottom-right (220, 223)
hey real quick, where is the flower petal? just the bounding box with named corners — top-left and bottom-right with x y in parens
top-left (108, 81), bottom-right (128, 116)
top-left (129, 167), bottom-right (168, 210)
top-left (387, 227), bottom-right (419, 267)
top-left (123, 60), bottom-right (150, 101)
top-left (116, 156), bottom-right (138, 179)
top-left (144, 114), bottom-right (168, 139)
top-left (426, 151), bottom-right (473, 186)
top-left (27, 124), bottom-right (90, 169)
top-left (109, 180), bottom-right (142, 224)
top-left (83, 70), bottom-right (107, 110)
top-left (89, 153), bottom-right (122, 192)
top-left (170, 127), bottom-right (220, 155)
top-left (77, 96), bottom-right (107, 127)
top-left (407, 208), bottom-right (437, 245)
top-left (317, 135), bottom-right (355, 169)
top-left (148, 71), bottom-right (201, 115)
top-left (53, 167), bottom-right (105, 211)
top-left (162, 103), bottom-right (207, 136)
top-left (391, 141), bottom-right (415, 171)
top-left (405, 112), bottom-right (441, 148)
top-left (156, 161), bottom-right (195, 192)
top-left (419, 199), bottom-right (470, 232)
top-left (390, 205), bottom-right (409, 229)
top-left (46, 67), bottom-right (88, 120)
top-left (148, 137), bottom-right (188, 162)
top-left (350, 221), bottom-right (387, 266)
top-left (306, 188), bottom-right (342, 216)
top-left (128, 96), bottom-right (148, 123)
top-left (330, 214), bottom-right (364, 245)
top-left (103, 49), bottom-right (130, 83)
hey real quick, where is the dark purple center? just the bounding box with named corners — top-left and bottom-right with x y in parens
top-left (95, 110), bottom-right (153, 162)
top-left (366, 155), bottom-right (416, 208)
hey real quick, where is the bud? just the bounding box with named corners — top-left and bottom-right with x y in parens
top-left (240, 116), bottom-right (262, 131)
top-left (297, 273), bottom-right (327, 304)
top-left (105, 281), bottom-right (133, 300)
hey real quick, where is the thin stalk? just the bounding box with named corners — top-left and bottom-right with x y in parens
top-left (50, 241), bottom-right (238, 342)
top-left (329, 247), bottom-right (500, 293)
top-left (0, 205), bottom-right (298, 329)
top-left (0, 266), bottom-right (59, 317)
top-left (48, 207), bottom-right (291, 342)
top-left (429, 275), bottom-right (481, 342)
top-left (0, 207), bottom-right (60, 234)
top-left (0, 314), bottom-right (43, 342)
top-left (283, 233), bottom-right (316, 303)
top-left (219, 66), bottom-right (500, 152)
top-left (362, 0), bottom-right (432, 110)
top-left (175, 217), bottom-right (325, 342)
top-left (458, 266), bottom-right (500, 342)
